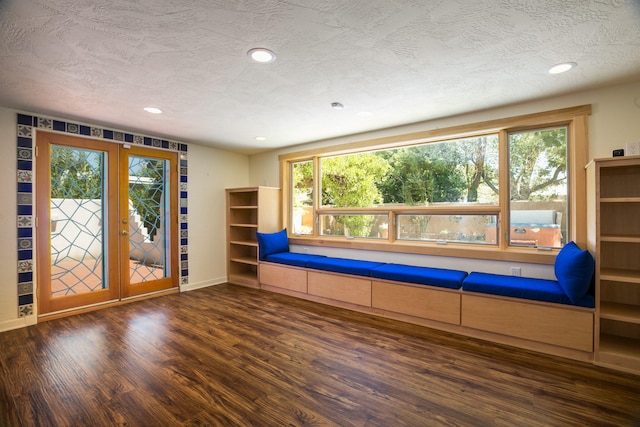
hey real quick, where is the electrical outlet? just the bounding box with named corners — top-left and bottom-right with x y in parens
top-left (510, 267), bottom-right (521, 277)
top-left (626, 142), bottom-right (640, 157)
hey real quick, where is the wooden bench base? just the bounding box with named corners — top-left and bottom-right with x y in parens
top-left (259, 262), bottom-right (594, 362)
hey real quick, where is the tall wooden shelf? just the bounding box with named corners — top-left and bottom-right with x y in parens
top-left (587, 156), bottom-right (640, 374)
top-left (226, 187), bottom-right (281, 288)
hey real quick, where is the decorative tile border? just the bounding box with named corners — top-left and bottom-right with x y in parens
top-left (15, 113), bottom-right (189, 317)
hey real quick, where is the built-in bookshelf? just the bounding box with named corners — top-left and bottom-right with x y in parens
top-left (588, 156), bottom-right (640, 374)
top-left (226, 187), bottom-right (280, 288)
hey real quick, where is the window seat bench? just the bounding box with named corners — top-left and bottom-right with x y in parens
top-left (259, 249), bottom-right (595, 362)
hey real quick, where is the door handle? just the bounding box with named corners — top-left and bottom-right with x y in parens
top-left (122, 230), bottom-right (129, 235)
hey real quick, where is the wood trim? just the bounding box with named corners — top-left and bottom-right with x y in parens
top-left (571, 114), bottom-right (589, 247)
top-left (371, 280), bottom-right (461, 325)
top-left (37, 288), bottom-right (179, 322)
top-left (461, 293), bottom-right (594, 352)
top-left (260, 263), bottom-right (307, 293)
top-left (308, 271), bottom-right (372, 307)
top-left (288, 236), bottom-right (557, 264)
top-left (278, 105), bottom-right (592, 161)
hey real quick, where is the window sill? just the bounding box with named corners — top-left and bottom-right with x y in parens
top-left (288, 236), bottom-right (557, 265)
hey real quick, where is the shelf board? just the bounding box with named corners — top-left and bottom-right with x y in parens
top-left (230, 240), bottom-right (258, 247)
top-left (600, 268), bottom-right (640, 284)
top-left (229, 223), bottom-right (258, 228)
top-left (230, 205), bottom-right (258, 209)
top-left (600, 301), bottom-right (640, 324)
top-left (230, 256), bottom-right (258, 266)
top-left (600, 235), bottom-right (640, 243)
top-left (227, 271), bottom-right (259, 288)
top-left (600, 197), bottom-right (640, 203)
top-left (597, 334), bottom-right (640, 374)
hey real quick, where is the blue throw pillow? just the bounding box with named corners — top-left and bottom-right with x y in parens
top-left (554, 241), bottom-right (595, 304)
top-left (256, 229), bottom-right (289, 260)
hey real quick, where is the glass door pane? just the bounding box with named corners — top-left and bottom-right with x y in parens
top-left (50, 146), bottom-right (107, 297)
top-left (127, 155), bottom-right (169, 284)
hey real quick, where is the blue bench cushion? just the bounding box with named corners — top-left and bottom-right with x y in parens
top-left (554, 241), bottom-right (595, 304)
top-left (306, 257), bottom-right (385, 276)
top-left (463, 272), bottom-right (595, 308)
top-left (256, 229), bottom-right (289, 260)
top-left (370, 263), bottom-right (466, 289)
top-left (263, 252), bottom-right (326, 268)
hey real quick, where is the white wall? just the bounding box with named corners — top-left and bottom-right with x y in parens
top-left (248, 80), bottom-right (640, 278)
top-left (0, 107), bottom-right (23, 330)
top-left (183, 143), bottom-right (249, 290)
top-left (0, 106), bottom-right (250, 331)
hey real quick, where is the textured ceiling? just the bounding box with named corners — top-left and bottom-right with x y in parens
top-left (1, 0), bottom-right (640, 154)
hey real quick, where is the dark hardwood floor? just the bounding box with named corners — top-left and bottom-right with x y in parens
top-left (1, 284), bottom-right (639, 426)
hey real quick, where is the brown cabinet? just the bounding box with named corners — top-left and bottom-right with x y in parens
top-left (588, 157), bottom-right (640, 374)
top-left (226, 187), bottom-right (280, 288)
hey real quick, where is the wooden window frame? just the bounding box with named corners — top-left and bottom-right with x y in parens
top-left (280, 105), bottom-right (591, 265)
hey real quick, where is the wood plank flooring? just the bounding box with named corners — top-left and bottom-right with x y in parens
top-left (1, 284), bottom-right (639, 426)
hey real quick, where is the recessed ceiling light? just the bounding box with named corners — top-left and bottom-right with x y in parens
top-left (248, 48), bottom-right (276, 63)
top-left (548, 62), bottom-right (577, 75)
top-left (143, 107), bottom-right (162, 114)
top-left (255, 136), bottom-right (267, 141)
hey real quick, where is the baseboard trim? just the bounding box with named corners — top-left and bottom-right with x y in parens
top-left (0, 315), bottom-right (37, 333)
top-left (181, 277), bottom-right (227, 292)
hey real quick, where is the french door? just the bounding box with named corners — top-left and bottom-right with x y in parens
top-left (36, 132), bottom-right (179, 315)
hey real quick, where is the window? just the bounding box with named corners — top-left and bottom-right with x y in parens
top-left (397, 214), bottom-right (498, 245)
top-left (508, 127), bottom-right (568, 249)
top-left (291, 160), bottom-right (313, 235)
top-left (281, 106), bottom-right (590, 263)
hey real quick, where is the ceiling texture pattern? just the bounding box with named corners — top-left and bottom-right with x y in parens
top-left (1, 0), bottom-right (639, 153)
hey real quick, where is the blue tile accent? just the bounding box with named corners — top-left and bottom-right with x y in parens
top-left (17, 182), bottom-right (32, 193)
top-left (18, 228), bottom-right (32, 238)
top-left (17, 160), bottom-right (32, 170)
top-left (17, 205), bottom-right (32, 215)
top-left (53, 120), bottom-right (66, 131)
top-left (18, 272), bottom-right (33, 283)
top-left (18, 137), bottom-right (32, 148)
top-left (16, 112), bottom-right (189, 316)
top-left (17, 114), bottom-right (33, 125)
top-left (18, 294), bottom-right (33, 305)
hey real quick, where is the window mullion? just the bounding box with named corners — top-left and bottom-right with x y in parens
top-left (498, 129), bottom-right (510, 250)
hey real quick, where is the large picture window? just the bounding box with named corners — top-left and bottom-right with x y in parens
top-left (281, 106), bottom-right (589, 263)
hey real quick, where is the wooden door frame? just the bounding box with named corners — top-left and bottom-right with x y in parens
top-left (36, 132), bottom-right (121, 314)
top-left (36, 132), bottom-right (180, 315)
top-left (119, 145), bottom-right (180, 298)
